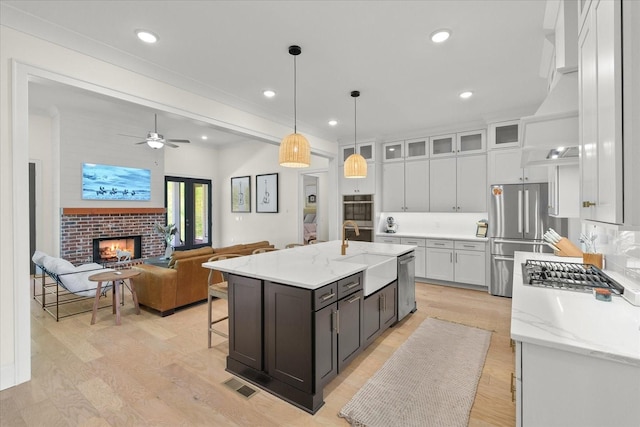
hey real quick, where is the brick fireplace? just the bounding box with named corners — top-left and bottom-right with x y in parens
top-left (60, 207), bottom-right (166, 265)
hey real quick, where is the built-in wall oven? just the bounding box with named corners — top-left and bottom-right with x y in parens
top-left (343, 194), bottom-right (374, 242)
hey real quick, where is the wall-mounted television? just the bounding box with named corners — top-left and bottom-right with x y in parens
top-left (82, 163), bottom-right (151, 200)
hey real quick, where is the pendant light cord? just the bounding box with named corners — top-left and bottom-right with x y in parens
top-left (293, 54), bottom-right (297, 134)
top-left (354, 95), bottom-right (357, 148)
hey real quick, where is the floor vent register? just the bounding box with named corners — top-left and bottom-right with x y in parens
top-left (222, 377), bottom-right (259, 399)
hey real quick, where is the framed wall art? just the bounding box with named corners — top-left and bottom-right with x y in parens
top-left (231, 176), bottom-right (251, 212)
top-left (256, 173), bottom-right (278, 213)
top-left (82, 163), bottom-right (151, 200)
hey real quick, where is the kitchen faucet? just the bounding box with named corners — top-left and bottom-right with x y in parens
top-left (341, 220), bottom-right (360, 255)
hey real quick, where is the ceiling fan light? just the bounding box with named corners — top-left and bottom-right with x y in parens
top-left (344, 153), bottom-right (367, 178)
top-left (147, 140), bottom-right (164, 149)
top-left (279, 133), bottom-right (310, 167)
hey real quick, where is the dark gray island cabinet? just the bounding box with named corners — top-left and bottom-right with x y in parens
top-left (225, 271), bottom-right (398, 414)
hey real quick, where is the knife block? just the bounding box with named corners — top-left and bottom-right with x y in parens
top-left (553, 238), bottom-right (583, 257)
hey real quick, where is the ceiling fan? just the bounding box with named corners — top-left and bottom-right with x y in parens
top-left (119, 114), bottom-right (191, 149)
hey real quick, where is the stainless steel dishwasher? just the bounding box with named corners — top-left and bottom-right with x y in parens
top-left (397, 251), bottom-right (417, 321)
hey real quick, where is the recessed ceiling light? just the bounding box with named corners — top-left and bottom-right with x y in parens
top-left (431, 29), bottom-right (451, 43)
top-left (328, 120), bottom-right (338, 126)
top-left (201, 135), bottom-right (208, 140)
top-left (263, 89), bottom-right (276, 98)
top-left (459, 91), bottom-right (473, 99)
top-left (135, 30), bottom-right (159, 44)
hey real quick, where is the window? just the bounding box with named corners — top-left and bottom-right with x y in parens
top-left (165, 176), bottom-right (212, 250)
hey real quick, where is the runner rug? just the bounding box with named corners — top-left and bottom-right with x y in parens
top-left (339, 318), bottom-right (491, 427)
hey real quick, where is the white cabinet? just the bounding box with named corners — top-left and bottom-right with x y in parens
top-left (488, 148), bottom-right (548, 184)
top-left (425, 241), bottom-right (454, 282)
top-left (340, 142), bottom-right (375, 164)
top-left (578, 0), bottom-right (623, 224)
top-left (430, 130), bottom-right (486, 158)
top-left (383, 138), bottom-right (428, 162)
top-left (376, 236), bottom-right (401, 244)
top-left (453, 241), bottom-right (486, 287)
top-left (429, 133), bottom-right (456, 158)
top-left (553, 0), bottom-right (579, 73)
top-left (430, 154), bottom-right (487, 212)
top-left (425, 239), bottom-right (486, 286)
top-left (548, 164), bottom-right (580, 218)
top-left (382, 141), bottom-right (404, 162)
top-left (382, 159), bottom-right (429, 212)
top-left (488, 120), bottom-right (520, 149)
top-left (340, 163), bottom-right (376, 195)
top-left (515, 340), bottom-right (640, 427)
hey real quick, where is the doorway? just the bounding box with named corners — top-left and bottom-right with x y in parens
top-left (301, 171), bottom-right (328, 243)
top-left (165, 176), bottom-right (212, 250)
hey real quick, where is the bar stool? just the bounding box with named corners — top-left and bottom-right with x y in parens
top-left (252, 247), bottom-right (279, 254)
top-left (207, 253), bottom-right (242, 347)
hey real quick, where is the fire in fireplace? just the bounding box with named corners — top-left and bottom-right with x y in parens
top-left (93, 235), bottom-right (142, 263)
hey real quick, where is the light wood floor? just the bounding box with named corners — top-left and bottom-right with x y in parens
top-left (1, 281), bottom-right (515, 426)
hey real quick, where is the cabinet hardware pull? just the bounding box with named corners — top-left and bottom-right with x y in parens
top-left (510, 373), bottom-right (516, 402)
top-left (320, 292), bottom-right (336, 301)
top-left (582, 201), bottom-right (596, 207)
top-left (463, 245), bottom-right (474, 248)
top-left (335, 310), bottom-right (339, 334)
top-left (434, 243), bottom-right (445, 246)
top-left (347, 295), bottom-right (360, 304)
top-left (379, 295), bottom-right (383, 311)
top-left (344, 282), bottom-right (359, 289)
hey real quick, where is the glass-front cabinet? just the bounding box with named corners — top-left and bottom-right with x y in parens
top-left (456, 129), bottom-right (486, 155)
top-left (429, 134), bottom-right (456, 157)
top-left (340, 145), bottom-right (356, 164)
top-left (488, 120), bottom-right (520, 149)
top-left (382, 141), bottom-right (404, 162)
top-left (405, 138), bottom-right (428, 160)
top-left (342, 142), bottom-right (375, 164)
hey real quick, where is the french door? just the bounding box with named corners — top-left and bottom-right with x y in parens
top-left (165, 176), bottom-right (212, 250)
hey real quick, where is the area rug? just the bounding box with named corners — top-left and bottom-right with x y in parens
top-left (338, 318), bottom-right (491, 427)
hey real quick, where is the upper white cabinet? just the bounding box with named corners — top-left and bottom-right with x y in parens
top-left (488, 148), bottom-right (548, 185)
top-left (430, 130), bottom-right (486, 158)
top-left (405, 138), bottom-right (429, 160)
top-left (381, 160), bottom-right (429, 212)
top-left (430, 154), bottom-right (487, 212)
top-left (553, 0), bottom-right (579, 73)
top-left (488, 120), bottom-right (520, 149)
top-left (457, 129), bottom-right (487, 155)
top-left (383, 139), bottom-right (428, 162)
top-left (340, 163), bottom-right (376, 195)
top-left (429, 134), bottom-right (456, 157)
top-left (548, 164), bottom-right (580, 218)
top-left (340, 142), bottom-right (375, 164)
top-left (578, 0), bottom-right (623, 224)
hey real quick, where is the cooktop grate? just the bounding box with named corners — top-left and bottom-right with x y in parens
top-left (522, 259), bottom-right (624, 295)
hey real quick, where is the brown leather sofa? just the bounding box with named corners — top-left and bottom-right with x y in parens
top-left (132, 241), bottom-right (273, 316)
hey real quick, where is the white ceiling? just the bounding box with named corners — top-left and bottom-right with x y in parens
top-left (2, 0), bottom-right (550, 147)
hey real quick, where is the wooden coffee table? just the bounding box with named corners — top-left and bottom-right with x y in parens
top-left (89, 269), bottom-right (140, 325)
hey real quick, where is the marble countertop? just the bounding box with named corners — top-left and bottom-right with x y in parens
top-left (376, 232), bottom-right (488, 242)
top-left (202, 240), bottom-right (416, 290)
top-left (511, 251), bottom-right (640, 367)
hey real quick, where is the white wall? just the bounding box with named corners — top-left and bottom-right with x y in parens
top-left (0, 25), bottom-right (338, 390)
top-left (217, 141), bottom-right (328, 249)
top-left (29, 112), bottom-right (55, 256)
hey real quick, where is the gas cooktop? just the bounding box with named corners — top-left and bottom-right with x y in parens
top-left (522, 259), bottom-right (625, 295)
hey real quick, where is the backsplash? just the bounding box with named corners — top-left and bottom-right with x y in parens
top-left (580, 224), bottom-right (640, 284)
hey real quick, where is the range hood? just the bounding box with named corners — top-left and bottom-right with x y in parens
top-left (520, 71), bottom-right (578, 167)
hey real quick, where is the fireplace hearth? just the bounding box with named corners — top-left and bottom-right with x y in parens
top-left (93, 235), bottom-right (142, 263)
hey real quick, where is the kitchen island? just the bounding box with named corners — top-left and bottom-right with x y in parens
top-left (203, 240), bottom-right (416, 413)
top-left (511, 251), bottom-right (640, 427)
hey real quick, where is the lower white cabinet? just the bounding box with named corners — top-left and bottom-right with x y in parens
top-left (400, 237), bottom-right (426, 278)
top-left (515, 340), bottom-right (640, 427)
top-left (425, 239), bottom-right (486, 286)
top-left (377, 236), bottom-right (401, 244)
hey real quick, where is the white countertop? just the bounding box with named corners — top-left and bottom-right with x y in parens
top-left (202, 240), bottom-right (416, 290)
top-left (511, 251), bottom-right (640, 367)
top-left (376, 231), bottom-right (488, 242)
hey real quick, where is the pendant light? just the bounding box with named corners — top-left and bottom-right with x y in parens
top-left (344, 90), bottom-right (367, 178)
top-left (279, 45), bottom-right (310, 168)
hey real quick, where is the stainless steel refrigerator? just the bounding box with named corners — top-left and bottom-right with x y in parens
top-left (489, 183), bottom-right (566, 297)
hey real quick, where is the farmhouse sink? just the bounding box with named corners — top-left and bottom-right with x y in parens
top-left (337, 253), bottom-right (397, 296)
